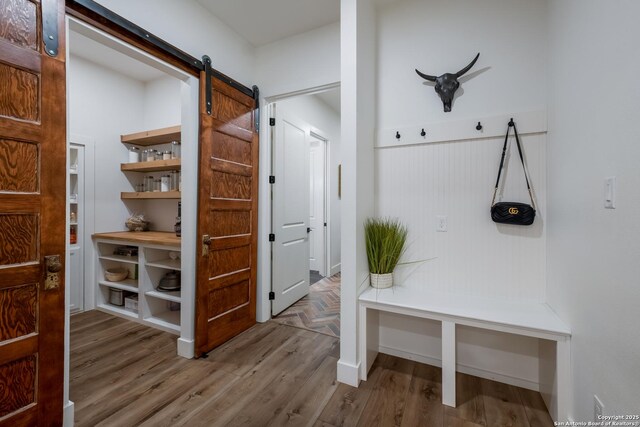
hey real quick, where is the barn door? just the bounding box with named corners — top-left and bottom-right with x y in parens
top-left (0, 0), bottom-right (67, 425)
top-left (195, 57), bottom-right (259, 356)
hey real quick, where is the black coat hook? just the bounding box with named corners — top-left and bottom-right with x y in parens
top-left (396, 131), bottom-right (401, 140)
top-left (508, 118), bottom-right (515, 127)
top-left (420, 128), bottom-right (426, 137)
top-left (476, 122), bottom-right (483, 131)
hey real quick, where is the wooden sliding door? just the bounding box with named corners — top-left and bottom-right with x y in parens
top-left (195, 58), bottom-right (259, 356)
top-left (0, 0), bottom-right (67, 425)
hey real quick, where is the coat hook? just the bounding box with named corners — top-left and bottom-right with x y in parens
top-left (476, 121), bottom-right (483, 131)
top-left (396, 131), bottom-right (401, 140)
top-left (420, 128), bottom-right (426, 137)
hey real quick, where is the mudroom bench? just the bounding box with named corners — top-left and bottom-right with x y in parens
top-left (358, 286), bottom-right (571, 419)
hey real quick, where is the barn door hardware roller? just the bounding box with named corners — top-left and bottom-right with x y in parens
top-left (43, 0), bottom-right (59, 56)
top-left (203, 55), bottom-right (213, 115)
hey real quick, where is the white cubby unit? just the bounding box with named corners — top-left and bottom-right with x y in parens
top-left (93, 233), bottom-right (182, 335)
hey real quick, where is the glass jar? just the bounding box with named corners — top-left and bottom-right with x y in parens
top-left (144, 176), bottom-right (154, 192)
top-left (161, 175), bottom-right (170, 192)
top-left (128, 146), bottom-right (140, 163)
top-left (170, 170), bottom-right (179, 191)
top-left (153, 179), bottom-right (161, 192)
top-left (163, 150), bottom-right (171, 160)
top-left (171, 141), bottom-right (181, 159)
top-left (146, 149), bottom-right (157, 162)
top-left (141, 149), bottom-right (148, 162)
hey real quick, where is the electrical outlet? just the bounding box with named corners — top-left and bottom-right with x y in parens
top-left (594, 395), bottom-right (605, 421)
top-left (436, 216), bottom-right (448, 232)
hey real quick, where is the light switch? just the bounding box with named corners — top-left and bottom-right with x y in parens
top-left (604, 177), bottom-right (616, 209)
top-left (436, 215), bottom-right (448, 232)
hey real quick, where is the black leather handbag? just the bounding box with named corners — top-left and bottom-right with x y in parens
top-left (491, 119), bottom-right (537, 226)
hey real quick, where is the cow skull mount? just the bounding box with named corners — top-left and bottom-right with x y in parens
top-left (416, 53), bottom-right (480, 112)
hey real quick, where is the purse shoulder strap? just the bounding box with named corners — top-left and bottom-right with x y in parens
top-left (491, 118), bottom-right (537, 209)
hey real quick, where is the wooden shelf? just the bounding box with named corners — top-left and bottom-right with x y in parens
top-left (145, 290), bottom-right (181, 303)
top-left (93, 231), bottom-right (181, 248)
top-left (121, 191), bottom-right (180, 200)
top-left (121, 159), bottom-right (181, 173)
top-left (121, 125), bottom-right (181, 147)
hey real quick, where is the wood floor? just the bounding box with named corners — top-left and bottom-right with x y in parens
top-left (70, 310), bottom-right (554, 427)
top-left (272, 273), bottom-right (341, 337)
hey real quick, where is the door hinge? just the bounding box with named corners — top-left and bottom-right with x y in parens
top-left (269, 175), bottom-right (275, 184)
top-left (324, 222), bottom-right (327, 227)
top-left (253, 85), bottom-right (260, 133)
top-left (269, 118), bottom-right (276, 126)
top-left (43, 0), bottom-right (59, 57)
top-left (269, 291), bottom-right (275, 300)
top-left (269, 233), bottom-right (275, 242)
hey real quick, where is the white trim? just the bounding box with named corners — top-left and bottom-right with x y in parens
top-left (63, 401), bottom-right (75, 427)
top-left (336, 359), bottom-right (360, 387)
top-left (309, 130), bottom-right (330, 278)
top-left (377, 346), bottom-right (541, 392)
top-left (330, 263), bottom-right (342, 276)
top-left (376, 110), bottom-right (547, 148)
top-left (177, 338), bottom-right (195, 359)
top-left (265, 82), bottom-right (340, 103)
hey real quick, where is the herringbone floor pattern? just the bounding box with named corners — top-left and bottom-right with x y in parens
top-left (272, 273), bottom-right (341, 337)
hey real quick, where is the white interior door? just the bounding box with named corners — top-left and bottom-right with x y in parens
top-left (309, 137), bottom-right (326, 275)
top-left (272, 106), bottom-right (311, 315)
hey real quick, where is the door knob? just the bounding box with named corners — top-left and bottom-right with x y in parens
top-left (307, 227), bottom-right (311, 233)
top-left (44, 255), bottom-right (62, 290)
top-left (202, 234), bottom-right (211, 256)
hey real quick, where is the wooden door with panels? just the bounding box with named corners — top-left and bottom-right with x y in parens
top-left (0, 0), bottom-right (67, 425)
top-left (195, 57), bottom-right (259, 356)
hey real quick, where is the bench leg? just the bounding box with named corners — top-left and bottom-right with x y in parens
top-left (442, 320), bottom-right (456, 407)
top-left (556, 337), bottom-right (571, 420)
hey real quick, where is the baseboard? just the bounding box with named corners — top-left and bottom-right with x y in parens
top-left (330, 263), bottom-right (341, 276)
top-left (177, 337), bottom-right (195, 359)
top-left (378, 345), bottom-right (540, 392)
top-left (63, 401), bottom-right (74, 427)
top-left (337, 358), bottom-right (360, 387)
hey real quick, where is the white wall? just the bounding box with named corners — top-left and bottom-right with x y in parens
top-left (376, 0), bottom-right (547, 127)
top-left (68, 55), bottom-right (147, 232)
top-left (370, 0), bottom-right (549, 390)
top-left (546, 0), bottom-right (640, 419)
top-left (255, 22), bottom-right (340, 97)
top-left (275, 93), bottom-right (342, 276)
top-left (96, 0), bottom-right (255, 86)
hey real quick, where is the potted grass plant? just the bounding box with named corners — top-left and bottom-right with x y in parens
top-left (365, 218), bottom-right (408, 289)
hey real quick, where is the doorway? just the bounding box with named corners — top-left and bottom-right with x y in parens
top-left (268, 88), bottom-right (341, 332)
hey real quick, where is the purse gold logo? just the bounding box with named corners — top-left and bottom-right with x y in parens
top-left (508, 207), bottom-right (519, 215)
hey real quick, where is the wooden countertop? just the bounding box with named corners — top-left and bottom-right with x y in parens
top-left (92, 231), bottom-right (181, 248)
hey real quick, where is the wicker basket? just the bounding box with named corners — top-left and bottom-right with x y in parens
top-left (104, 268), bottom-right (128, 282)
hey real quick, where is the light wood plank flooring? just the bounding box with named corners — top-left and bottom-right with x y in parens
top-left (70, 310), bottom-right (554, 426)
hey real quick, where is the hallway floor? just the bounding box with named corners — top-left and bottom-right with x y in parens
top-left (272, 272), bottom-right (341, 337)
top-left (70, 310), bottom-right (554, 427)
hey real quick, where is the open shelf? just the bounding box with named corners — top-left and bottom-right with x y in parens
top-left (145, 310), bottom-right (180, 332)
top-left (97, 303), bottom-right (139, 320)
top-left (121, 125), bottom-right (181, 146)
top-left (146, 290), bottom-right (181, 303)
top-left (99, 279), bottom-right (139, 293)
top-left (121, 158), bottom-right (181, 173)
top-left (98, 254), bottom-right (139, 264)
top-left (121, 191), bottom-right (181, 200)
top-left (146, 258), bottom-right (181, 270)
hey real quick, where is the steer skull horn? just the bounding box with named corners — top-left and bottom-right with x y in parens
top-left (416, 53), bottom-right (480, 112)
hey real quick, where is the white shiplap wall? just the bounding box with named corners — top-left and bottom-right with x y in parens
top-left (375, 132), bottom-right (547, 302)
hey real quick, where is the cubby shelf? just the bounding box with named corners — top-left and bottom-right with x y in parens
top-left (97, 303), bottom-right (138, 320)
top-left (146, 258), bottom-right (181, 270)
top-left (98, 254), bottom-right (139, 264)
top-left (121, 159), bottom-right (181, 173)
top-left (145, 311), bottom-right (180, 332)
top-left (99, 280), bottom-right (139, 293)
top-left (121, 125), bottom-right (181, 146)
top-left (121, 191), bottom-right (181, 200)
top-left (145, 290), bottom-right (181, 303)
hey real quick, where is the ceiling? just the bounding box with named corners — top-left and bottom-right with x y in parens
top-left (314, 89), bottom-right (340, 113)
top-left (69, 30), bottom-right (167, 83)
top-left (196, 0), bottom-right (340, 46)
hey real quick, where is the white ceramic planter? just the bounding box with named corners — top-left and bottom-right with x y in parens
top-left (370, 272), bottom-right (393, 289)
